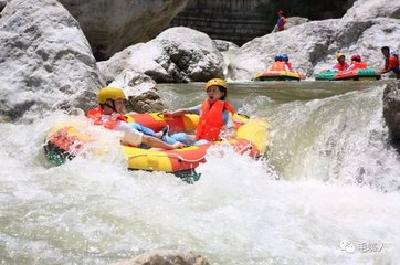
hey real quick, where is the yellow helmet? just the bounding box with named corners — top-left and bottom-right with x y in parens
top-left (206, 78), bottom-right (227, 89)
top-left (336, 52), bottom-right (345, 60)
top-left (97, 87), bottom-right (126, 104)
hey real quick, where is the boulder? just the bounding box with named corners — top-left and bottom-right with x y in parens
top-left (0, 0), bottom-right (102, 121)
top-left (285, 17), bottom-right (309, 30)
top-left (343, 0), bottom-right (400, 20)
top-left (59, 0), bottom-right (189, 60)
top-left (228, 18), bottom-right (400, 80)
top-left (229, 19), bottom-right (340, 80)
top-left (383, 81), bottom-right (400, 145)
top-left (98, 27), bottom-right (224, 83)
top-left (113, 250), bottom-right (209, 265)
top-left (107, 69), bottom-right (166, 113)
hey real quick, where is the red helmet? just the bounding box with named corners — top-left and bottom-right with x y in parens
top-left (351, 54), bottom-right (361, 62)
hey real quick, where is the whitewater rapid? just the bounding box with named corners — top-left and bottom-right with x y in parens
top-left (0, 82), bottom-right (399, 264)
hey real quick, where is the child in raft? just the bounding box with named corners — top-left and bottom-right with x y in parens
top-left (164, 78), bottom-right (235, 146)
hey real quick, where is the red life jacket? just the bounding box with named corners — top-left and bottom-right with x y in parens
top-left (334, 62), bottom-right (349, 72)
top-left (196, 100), bottom-right (235, 141)
top-left (350, 61), bottom-right (368, 70)
top-left (270, 62), bottom-right (287, 72)
top-left (286, 62), bottom-right (293, 71)
top-left (386, 54), bottom-right (399, 71)
top-left (86, 106), bottom-right (127, 130)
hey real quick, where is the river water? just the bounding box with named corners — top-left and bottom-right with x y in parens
top-left (0, 81), bottom-right (399, 265)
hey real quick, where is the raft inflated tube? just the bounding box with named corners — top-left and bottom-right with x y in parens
top-left (253, 70), bottom-right (302, 81)
top-left (315, 68), bottom-right (381, 81)
top-left (44, 113), bottom-right (269, 172)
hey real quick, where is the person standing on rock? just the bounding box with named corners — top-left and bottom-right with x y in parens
top-left (333, 52), bottom-right (349, 72)
top-left (380, 46), bottom-right (400, 79)
top-left (87, 86), bottom-right (183, 149)
top-left (272, 10), bottom-right (286, 33)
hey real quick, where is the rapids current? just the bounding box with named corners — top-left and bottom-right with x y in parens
top-left (0, 81), bottom-right (399, 265)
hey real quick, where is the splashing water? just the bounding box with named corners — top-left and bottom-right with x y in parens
top-left (1, 82), bottom-right (399, 264)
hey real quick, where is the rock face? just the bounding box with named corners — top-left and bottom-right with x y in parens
top-left (113, 251), bottom-right (209, 265)
top-left (285, 17), bottom-right (309, 30)
top-left (106, 69), bottom-right (166, 113)
top-left (98, 27), bottom-right (223, 84)
top-left (383, 81), bottom-right (400, 145)
top-left (169, 0), bottom-right (355, 46)
top-left (59, 0), bottom-right (189, 60)
top-left (228, 18), bottom-right (400, 80)
top-left (0, 0), bottom-right (102, 122)
top-left (343, 0), bottom-right (400, 20)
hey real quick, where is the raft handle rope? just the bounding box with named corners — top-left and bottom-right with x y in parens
top-left (127, 141), bottom-right (255, 163)
top-left (128, 153), bottom-right (207, 163)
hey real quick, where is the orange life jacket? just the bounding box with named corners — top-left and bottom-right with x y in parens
top-left (86, 106), bottom-right (127, 130)
top-left (270, 62), bottom-right (287, 72)
top-left (334, 62), bottom-right (349, 72)
top-left (350, 61), bottom-right (368, 70)
top-left (196, 100), bottom-right (235, 141)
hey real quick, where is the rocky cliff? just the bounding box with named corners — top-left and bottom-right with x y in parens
top-left (169, 0), bottom-right (355, 45)
top-left (59, 0), bottom-right (189, 60)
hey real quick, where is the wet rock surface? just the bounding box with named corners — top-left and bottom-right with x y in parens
top-left (383, 81), bottom-right (400, 145)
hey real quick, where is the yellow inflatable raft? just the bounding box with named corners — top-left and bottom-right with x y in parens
top-left (44, 113), bottom-right (269, 174)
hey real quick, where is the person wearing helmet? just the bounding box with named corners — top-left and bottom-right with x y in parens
top-left (272, 10), bottom-right (286, 33)
top-left (282, 54), bottom-right (294, 71)
top-left (267, 54), bottom-right (289, 71)
top-left (380, 46), bottom-right (400, 79)
top-left (164, 78), bottom-right (235, 145)
top-left (333, 52), bottom-right (349, 71)
top-left (348, 54), bottom-right (368, 71)
top-left (87, 87), bottom-right (182, 149)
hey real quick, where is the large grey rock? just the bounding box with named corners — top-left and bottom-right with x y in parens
top-left (229, 18), bottom-right (400, 80)
top-left (59, 0), bottom-right (189, 59)
top-left (107, 69), bottom-right (166, 113)
top-left (0, 0), bottom-right (102, 121)
top-left (113, 250), bottom-right (209, 265)
top-left (285, 17), bottom-right (309, 30)
top-left (98, 27), bottom-right (224, 83)
top-left (383, 81), bottom-right (400, 144)
top-left (343, 0), bottom-right (400, 20)
top-left (229, 19), bottom-right (340, 80)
